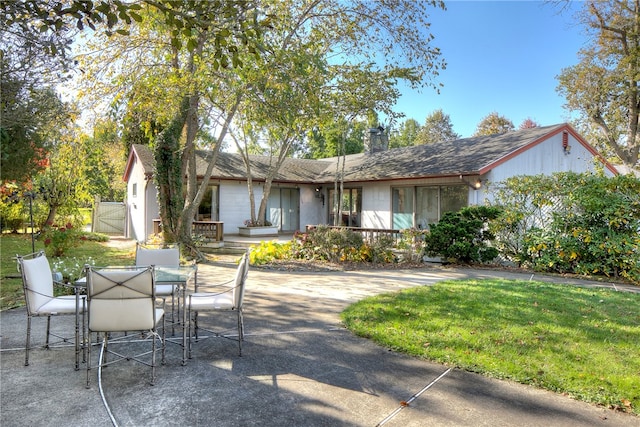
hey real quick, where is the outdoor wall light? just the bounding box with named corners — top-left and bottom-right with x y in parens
top-left (460, 175), bottom-right (482, 190)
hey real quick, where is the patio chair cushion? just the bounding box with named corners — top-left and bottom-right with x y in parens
top-left (37, 295), bottom-right (81, 315)
top-left (189, 292), bottom-right (234, 310)
top-left (22, 254), bottom-right (54, 311)
top-left (155, 284), bottom-right (178, 296)
top-left (136, 247), bottom-right (180, 267)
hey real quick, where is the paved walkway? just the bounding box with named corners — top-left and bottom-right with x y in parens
top-left (1, 257), bottom-right (638, 426)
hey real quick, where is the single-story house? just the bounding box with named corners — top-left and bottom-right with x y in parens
top-left (122, 123), bottom-right (618, 242)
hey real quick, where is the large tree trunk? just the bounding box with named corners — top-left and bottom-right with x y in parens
top-left (154, 97), bottom-right (190, 243)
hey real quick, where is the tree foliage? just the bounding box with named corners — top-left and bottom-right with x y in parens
top-left (415, 109), bottom-right (460, 144)
top-left (519, 118), bottom-right (540, 129)
top-left (473, 112), bottom-right (515, 136)
top-left (556, 0), bottom-right (639, 169)
top-left (389, 118), bottom-right (421, 149)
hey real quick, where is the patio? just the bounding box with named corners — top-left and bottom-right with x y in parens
top-left (1, 258), bottom-right (638, 426)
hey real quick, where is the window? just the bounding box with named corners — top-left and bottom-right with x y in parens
top-left (392, 185), bottom-right (467, 229)
top-left (132, 183), bottom-right (137, 198)
top-left (328, 188), bottom-right (361, 226)
top-left (196, 185), bottom-right (219, 221)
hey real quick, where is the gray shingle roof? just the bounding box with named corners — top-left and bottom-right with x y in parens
top-left (316, 124), bottom-right (566, 182)
top-left (129, 124), bottom-right (571, 183)
top-left (195, 151), bottom-right (332, 182)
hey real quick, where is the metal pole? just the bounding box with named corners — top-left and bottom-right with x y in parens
top-left (28, 193), bottom-right (35, 253)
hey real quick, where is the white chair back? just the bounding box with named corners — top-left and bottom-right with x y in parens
top-left (86, 267), bottom-right (156, 332)
top-left (233, 253), bottom-right (249, 309)
top-left (135, 246), bottom-right (179, 267)
top-left (18, 252), bottom-right (54, 313)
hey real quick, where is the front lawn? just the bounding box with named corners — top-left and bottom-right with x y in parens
top-left (341, 279), bottom-right (640, 414)
top-left (1, 233), bottom-right (134, 310)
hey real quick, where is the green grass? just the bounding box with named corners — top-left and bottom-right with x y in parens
top-left (341, 279), bottom-right (640, 414)
top-left (1, 233), bottom-right (134, 310)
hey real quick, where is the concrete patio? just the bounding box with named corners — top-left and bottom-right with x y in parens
top-left (1, 255), bottom-right (638, 426)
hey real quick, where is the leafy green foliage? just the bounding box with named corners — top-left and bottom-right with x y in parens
top-left (492, 173), bottom-right (640, 283)
top-left (291, 226), bottom-right (397, 263)
top-left (473, 112), bottom-right (514, 136)
top-left (41, 222), bottom-right (86, 257)
top-left (415, 109), bottom-right (460, 145)
top-left (292, 226), bottom-right (363, 262)
top-left (248, 241), bottom-right (292, 266)
top-left (424, 206), bottom-right (502, 263)
top-left (342, 279), bottom-right (640, 414)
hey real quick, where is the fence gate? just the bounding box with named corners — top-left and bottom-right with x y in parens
top-left (92, 201), bottom-right (125, 235)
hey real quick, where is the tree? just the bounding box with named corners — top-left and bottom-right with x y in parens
top-left (556, 0), bottom-right (639, 169)
top-left (306, 120), bottom-right (366, 158)
top-left (76, 2), bottom-right (264, 253)
top-left (389, 118), bottom-right (421, 148)
top-left (215, 0), bottom-right (446, 228)
top-left (473, 112), bottom-right (515, 136)
top-left (1, 1), bottom-right (75, 182)
top-left (415, 109), bottom-right (460, 144)
top-left (519, 118), bottom-right (540, 129)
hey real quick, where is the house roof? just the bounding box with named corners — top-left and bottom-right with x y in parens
top-left (194, 150), bottom-right (332, 182)
top-left (123, 123), bottom-right (618, 184)
top-left (316, 123), bottom-right (617, 182)
top-left (123, 143), bottom-right (155, 181)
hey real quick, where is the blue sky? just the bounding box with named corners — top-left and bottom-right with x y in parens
top-left (391, 1), bottom-right (587, 137)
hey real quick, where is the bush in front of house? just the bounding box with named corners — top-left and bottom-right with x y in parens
top-left (292, 225), bottom-right (364, 262)
top-left (491, 172), bottom-right (640, 283)
top-left (423, 205), bottom-right (502, 264)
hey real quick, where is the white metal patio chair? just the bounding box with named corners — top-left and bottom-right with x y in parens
top-left (17, 251), bottom-right (85, 369)
top-left (84, 266), bottom-right (165, 387)
top-left (187, 252), bottom-right (249, 360)
top-left (135, 243), bottom-right (181, 333)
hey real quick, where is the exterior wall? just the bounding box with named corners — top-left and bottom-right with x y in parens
top-left (299, 186), bottom-right (325, 229)
top-left (145, 181), bottom-right (159, 239)
top-left (480, 132), bottom-right (616, 203)
top-left (361, 182), bottom-right (392, 229)
top-left (126, 157), bottom-right (148, 241)
top-left (219, 181), bottom-right (257, 231)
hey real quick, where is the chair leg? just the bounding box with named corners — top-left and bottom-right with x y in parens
top-left (151, 332), bottom-right (156, 386)
top-left (86, 332), bottom-right (92, 388)
top-left (237, 310), bottom-right (243, 357)
top-left (45, 316), bottom-right (51, 349)
top-left (25, 316), bottom-right (31, 366)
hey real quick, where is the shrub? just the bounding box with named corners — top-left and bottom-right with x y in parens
top-left (491, 173), bottom-right (640, 283)
top-left (0, 199), bottom-right (25, 232)
top-left (395, 227), bottom-right (428, 262)
top-left (292, 225), bottom-right (364, 263)
top-left (51, 256), bottom-right (96, 283)
top-left (249, 240), bottom-right (291, 265)
top-left (41, 222), bottom-right (86, 257)
top-left (424, 206), bottom-right (502, 263)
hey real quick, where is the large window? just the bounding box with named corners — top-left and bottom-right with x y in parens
top-left (329, 188), bottom-right (361, 226)
top-left (392, 185), bottom-right (467, 229)
top-left (196, 185), bottom-right (219, 221)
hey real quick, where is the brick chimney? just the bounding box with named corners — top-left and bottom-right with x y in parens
top-left (365, 126), bottom-right (388, 154)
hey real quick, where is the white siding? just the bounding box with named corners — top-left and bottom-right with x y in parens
top-left (361, 182), bottom-right (392, 229)
top-left (126, 157), bottom-right (147, 241)
top-left (481, 133), bottom-right (616, 204)
top-left (300, 186), bottom-right (325, 229)
top-left (219, 181), bottom-right (256, 231)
